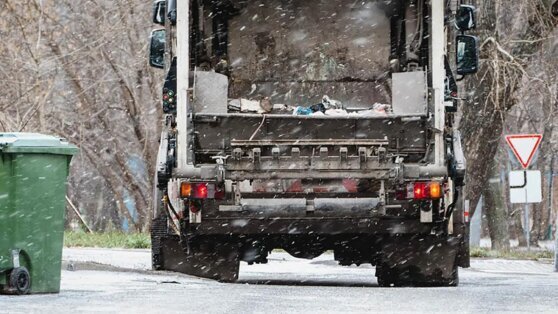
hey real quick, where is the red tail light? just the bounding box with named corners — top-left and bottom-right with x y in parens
top-left (180, 182), bottom-right (224, 199)
top-left (413, 182), bottom-right (427, 199)
top-left (396, 182), bottom-right (443, 200)
top-left (194, 183), bottom-right (208, 199)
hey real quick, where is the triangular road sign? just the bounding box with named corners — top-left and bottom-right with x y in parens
top-left (505, 134), bottom-right (542, 169)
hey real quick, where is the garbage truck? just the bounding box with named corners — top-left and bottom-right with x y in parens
top-left (148, 0), bottom-right (479, 286)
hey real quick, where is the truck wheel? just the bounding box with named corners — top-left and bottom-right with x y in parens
top-left (376, 263), bottom-right (411, 287)
top-left (376, 264), bottom-right (399, 287)
top-left (409, 262), bottom-right (459, 287)
top-left (9, 267), bottom-right (31, 295)
top-left (444, 266), bottom-right (459, 287)
top-left (428, 262), bottom-right (459, 287)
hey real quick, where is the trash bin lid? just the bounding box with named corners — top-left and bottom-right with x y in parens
top-left (0, 133), bottom-right (78, 155)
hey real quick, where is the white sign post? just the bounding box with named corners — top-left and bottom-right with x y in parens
top-left (506, 134), bottom-right (543, 251)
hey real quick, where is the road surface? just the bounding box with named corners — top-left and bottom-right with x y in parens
top-left (1, 248), bottom-right (557, 314)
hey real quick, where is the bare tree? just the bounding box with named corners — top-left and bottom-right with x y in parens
top-left (460, 0), bottom-right (557, 247)
top-left (0, 0), bottom-right (162, 231)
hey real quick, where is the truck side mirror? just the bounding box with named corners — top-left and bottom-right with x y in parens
top-left (456, 5), bottom-right (476, 31)
top-left (153, 0), bottom-right (166, 25)
top-left (456, 35), bottom-right (479, 75)
top-left (149, 29), bottom-right (166, 69)
top-left (167, 0), bottom-right (177, 26)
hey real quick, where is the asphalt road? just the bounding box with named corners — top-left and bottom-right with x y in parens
top-left (1, 248), bottom-right (557, 314)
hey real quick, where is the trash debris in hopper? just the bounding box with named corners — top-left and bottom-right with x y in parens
top-left (321, 95), bottom-right (342, 110)
top-left (260, 97), bottom-right (273, 113)
top-left (229, 94), bottom-right (391, 116)
top-left (228, 98), bottom-right (273, 114)
top-left (309, 106), bottom-right (391, 117)
top-left (293, 96), bottom-right (391, 117)
top-left (293, 106), bottom-right (314, 116)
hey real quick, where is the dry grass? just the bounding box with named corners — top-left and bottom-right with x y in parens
top-left (470, 247), bottom-right (554, 260)
top-left (64, 231), bottom-right (150, 249)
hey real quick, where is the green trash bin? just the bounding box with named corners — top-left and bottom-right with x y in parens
top-left (0, 133), bottom-right (77, 294)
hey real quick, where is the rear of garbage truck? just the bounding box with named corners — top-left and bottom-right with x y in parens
top-left (148, 0), bottom-right (479, 286)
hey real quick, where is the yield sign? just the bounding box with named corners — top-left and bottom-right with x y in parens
top-left (505, 134), bottom-right (542, 169)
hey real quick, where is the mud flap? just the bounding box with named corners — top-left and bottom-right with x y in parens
top-left (451, 187), bottom-right (470, 268)
top-left (151, 216), bottom-right (168, 270)
top-left (378, 235), bottom-right (460, 286)
top-left (158, 236), bottom-right (240, 282)
top-left (454, 223), bottom-right (470, 268)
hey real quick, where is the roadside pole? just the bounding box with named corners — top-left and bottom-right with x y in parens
top-left (551, 156), bottom-right (557, 272)
top-left (524, 203), bottom-right (530, 251)
top-left (555, 215), bottom-right (557, 272)
top-left (470, 197), bottom-right (482, 247)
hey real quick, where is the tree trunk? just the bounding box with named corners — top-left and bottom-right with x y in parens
top-left (460, 0), bottom-right (499, 219)
top-left (511, 204), bottom-right (528, 247)
top-left (485, 161), bottom-right (511, 250)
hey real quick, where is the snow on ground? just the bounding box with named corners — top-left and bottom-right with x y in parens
top-left (2, 248), bottom-right (557, 314)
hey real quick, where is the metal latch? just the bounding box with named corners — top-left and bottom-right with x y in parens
top-left (251, 148), bottom-right (261, 164)
top-left (340, 147), bottom-right (348, 161)
top-left (233, 148), bottom-right (242, 160)
top-left (272, 147), bottom-right (280, 160)
top-left (306, 199), bottom-right (315, 213)
top-left (378, 147), bottom-right (387, 162)
top-left (358, 147), bottom-right (367, 162)
top-left (319, 147), bottom-right (328, 158)
top-left (291, 147), bottom-right (300, 159)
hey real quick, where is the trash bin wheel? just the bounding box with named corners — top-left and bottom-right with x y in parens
top-left (9, 267), bottom-right (31, 295)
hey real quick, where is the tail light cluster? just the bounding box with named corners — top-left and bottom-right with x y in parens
top-left (180, 182), bottom-right (224, 200)
top-left (395, 182), bottom-right (443, 200)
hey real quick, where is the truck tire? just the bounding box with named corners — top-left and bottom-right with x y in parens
top-left (376, 263), bottom-right (410, 287)
top-left (434, 262), bottom-right (459, 287)
top-left (414, 260), bottom-right (459, 287)
top-left (8, 267), bottom-right (31, 295)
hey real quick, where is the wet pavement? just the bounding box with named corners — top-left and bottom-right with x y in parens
top-left (1, 249), bottom-right (557, 314)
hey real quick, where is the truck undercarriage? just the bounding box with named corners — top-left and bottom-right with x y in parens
top-left (149, 0), bottom-right (477, 286)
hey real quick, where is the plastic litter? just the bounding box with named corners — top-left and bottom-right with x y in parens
top-left (290, 95), bottom-right (341, 115)
top-left (310, 103), bottom-right (326, 113)
top-left (322, 95), bottom-right (342, 110)
top-left (229, 98), bottom-right (271, 114)
top-left (293, 101), bottom-right (329, 115)
top-left (321, 103), bottom-right (391, 117)
top-left (293, 106), bottom-right (314, 116)
top-left (230, 95), bottom-right (391, 117)
top-left (324, 109), bottom-right (348, 116)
